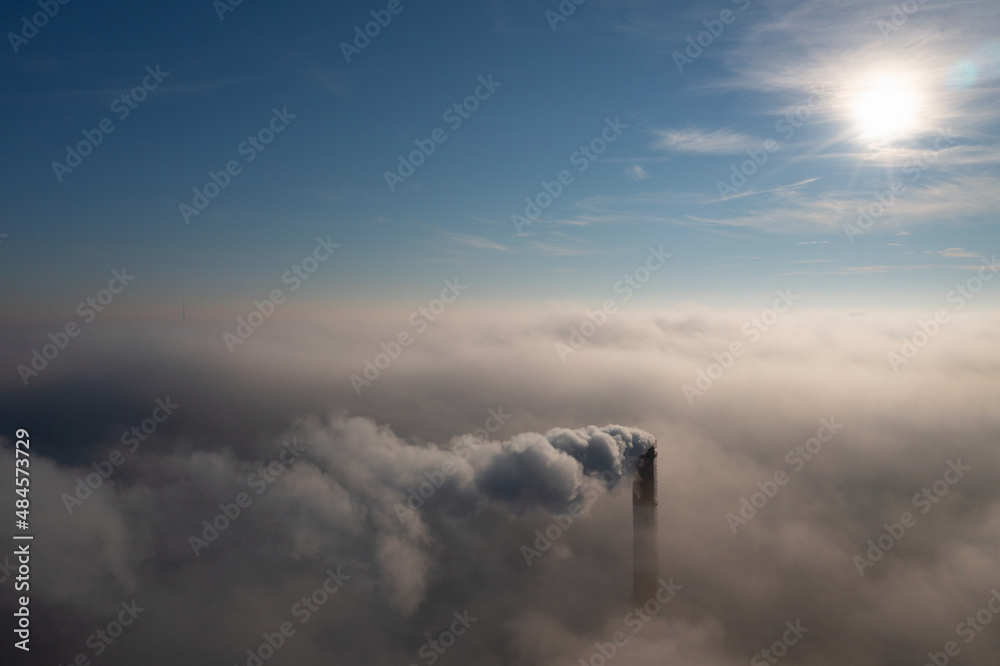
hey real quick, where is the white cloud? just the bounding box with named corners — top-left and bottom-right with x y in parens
top-left (445, 231), bottom-right (509, 251)
top-left (530, 242), bottom-right (592, 256)
top-left (937, 247), bottom-right (981, 258)
top-left (627, 164), bottom-right (651, 180)
top-left (650, 127), bottom-right (762, 154)
top-left (6, 306), bottom-right (1000, 665)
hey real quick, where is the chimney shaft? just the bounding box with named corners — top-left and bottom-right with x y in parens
top-left (632, 445), bottom-right (658, 606)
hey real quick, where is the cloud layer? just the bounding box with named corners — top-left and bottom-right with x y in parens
top-left (2, 305), bottom-right (1000, 665)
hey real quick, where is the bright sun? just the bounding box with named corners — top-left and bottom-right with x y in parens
top-left (850, 75), bottom-right (922, 140)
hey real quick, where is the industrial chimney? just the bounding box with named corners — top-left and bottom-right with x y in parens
top-left (632, 445), bottom-right (658, 606)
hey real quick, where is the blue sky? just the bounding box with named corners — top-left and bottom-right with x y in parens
top-left (3, 0), bottom-right (999, 317)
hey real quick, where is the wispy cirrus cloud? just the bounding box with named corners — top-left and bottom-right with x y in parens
top-left (935, 247), bottom-right (981, 258)
top-left (530, 241), bottom-right (593, 256)
top-left (444, 231), bottom-right (509, 251)
top-left (781, 263), bottom-right (970, 275)
top-left (650, 127), bottom-right (763, 155)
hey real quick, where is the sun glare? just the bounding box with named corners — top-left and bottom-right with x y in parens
top-left (850, 74), bottom-right (922, 140)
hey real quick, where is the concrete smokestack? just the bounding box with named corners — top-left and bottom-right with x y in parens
top-left (632, 445), bottom-right (658, 606)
